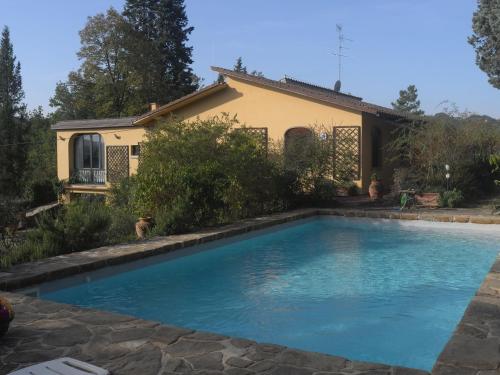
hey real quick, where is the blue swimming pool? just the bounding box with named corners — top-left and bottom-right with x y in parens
top-left (41, 217), bottom-right (500, 371)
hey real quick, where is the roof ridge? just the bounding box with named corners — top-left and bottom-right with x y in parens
top-left (281, 76), bottom-right (363, 101)
top-left (211, 66), bottom-right (402, 117)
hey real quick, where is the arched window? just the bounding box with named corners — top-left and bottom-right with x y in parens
top-left (73, 134), bottom-right (105, 184)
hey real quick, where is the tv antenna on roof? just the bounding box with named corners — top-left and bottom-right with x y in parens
top-left (332, 24), bottom-right (352, 92)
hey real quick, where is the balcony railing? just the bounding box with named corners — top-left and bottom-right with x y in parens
top-left (71, 169), bottom-right (106, 185)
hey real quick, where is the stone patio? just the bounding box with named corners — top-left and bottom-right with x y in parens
top-left (0, 292), bottom-right (428, 375)
top-left (432, 255), bottom-right (500, 374)
top-left (1, 208), bottom-right (500, 374)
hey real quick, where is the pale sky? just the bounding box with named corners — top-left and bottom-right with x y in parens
top-left (1, 0), bottom-right (499, 118)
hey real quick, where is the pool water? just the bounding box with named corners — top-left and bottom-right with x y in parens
top-left (41, 217), bottom-right (500, 370)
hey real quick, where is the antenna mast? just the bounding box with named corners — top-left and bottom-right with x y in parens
top-left (333, 24), bottom-right (351, 91)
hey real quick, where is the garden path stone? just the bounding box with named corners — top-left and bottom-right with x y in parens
top-left (226, 356), bottom-right (253, 368)
top-left (187, 352), bottom-right (224, 371)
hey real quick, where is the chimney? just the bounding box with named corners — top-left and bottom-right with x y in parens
top-left (149, 103), bottom-right (158, 111)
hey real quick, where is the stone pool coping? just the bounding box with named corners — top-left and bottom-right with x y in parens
top-left (0, 291), bottom-right (429, 375)
top-left (431, 256), bottom-right (500, 374)
top-left (1, 208), bottom-right (500, 374)
top-left (2, 207), bottom-right (500, 292)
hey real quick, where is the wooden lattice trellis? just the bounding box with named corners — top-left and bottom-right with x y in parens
top-left (106, 146), bottom-right (129, 183)
top-left (236, 127), bottom-right (268, 152)
top-left (333, 126), bottom-right (361, 180)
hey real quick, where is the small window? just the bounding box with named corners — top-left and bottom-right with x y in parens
top-left (131, 144), bottom-right (141, 157)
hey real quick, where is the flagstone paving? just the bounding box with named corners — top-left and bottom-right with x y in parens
top-left (2, 208), bottom-right (500, 374)
top-left (0, 292), bottom-right (429, 375)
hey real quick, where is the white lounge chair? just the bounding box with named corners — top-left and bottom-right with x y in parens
top-left (8, 357), bottom-right (109, 375)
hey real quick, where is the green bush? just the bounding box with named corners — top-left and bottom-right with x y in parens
top-left (62, 200), bottom-right (112, 251)
top-left (129, 115), bottom-right (289, 234)
top-left (439, 189), bottom-right (465, 208)
top-left (389, 114), bottom-right (500, 198)
top-left (283, 125), bottom-right (339, 204)
top-left (1, 199), bottom-right (136, 268)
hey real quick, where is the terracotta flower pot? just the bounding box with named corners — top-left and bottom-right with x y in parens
top-left (369, 179), bottom-right (384, 200)
top-left (0, 296), bottom-right (14, 338)
top-left (135, 216), bottom-right (153, 239)
top-left (415, 193), bottom-right (440, 208)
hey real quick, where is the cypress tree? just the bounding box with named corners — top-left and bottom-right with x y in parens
top-left (233, 57), bottom-right (247, 73)
top-left (0, 26), bottom-right (27, 196)
top-left (124, 0), bottom-right (198, 105)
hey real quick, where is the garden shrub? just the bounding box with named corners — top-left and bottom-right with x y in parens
top-left (439, 189), bottom-right (465, 208)
top-left (389, 114), bottom-right (500, 198)
top-left (3, 118), bottom-right (349, 267)
top-left (130, 115), bottom-right (289, 234)
top-left (283, 125), bottom-right (339, 205)
top-left (0, 199), bottom-right (135, 268)
top-left (490, 154), bottom-right (500, 186)
top-left (27, 179), bottom-right (59, 206)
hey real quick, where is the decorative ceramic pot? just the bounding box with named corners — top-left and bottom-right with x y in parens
top-left (135, 217), bottom-right (153, 239)
top-left (369, 179), bottom-right (384, 200)
top-left (0, 296), bottom-right (14, 337)
top-left (415, 193), bottom-right (440, 208)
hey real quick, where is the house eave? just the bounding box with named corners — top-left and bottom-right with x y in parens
top-left (133, 83), bottom-right (229, 126)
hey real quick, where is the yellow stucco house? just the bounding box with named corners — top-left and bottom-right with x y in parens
top-left (52, 66), bottom-right (404, 200)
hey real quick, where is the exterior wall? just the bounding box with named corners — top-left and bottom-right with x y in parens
top-left (361, 113), bottom-right (398, 192)
top-left (55, 126), bottom-right (147, 185)
top-left (55, 78), bottom-right (394, 197)
top-left (170, 77), bottom-right (363, 143)
top-left (163, 76), bottom-right (365, 188)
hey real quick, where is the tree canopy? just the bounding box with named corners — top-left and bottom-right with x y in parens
top-left (391, 84), bottom-right (424, 115)
top-left (124, 0), bottom-right (198, 104)
top-left (232, 57), bottom-right (263, 77)
top-left (233, 57), bottom-right (247, 73)
top-left (469, 0), bottom-right (500, 89)
top-left (51, 0), bottom-right (198, 120)
top-left (0, 26), bottom-right (28, 196)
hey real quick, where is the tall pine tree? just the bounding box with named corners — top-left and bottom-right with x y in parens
top-left (233, 57), bottom-right (247, 73)
top-left (124, 0), bottom-right (198, 106)
top-left (0, 26), bottom-right (27, 196)
top-left (391, 85), bottom-right (424, 116)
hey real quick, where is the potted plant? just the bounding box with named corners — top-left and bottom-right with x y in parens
top-left (415, 192), bottom-right (440, 208)
top-left (369, 173), bottom-right (384, 200)
top-left (0, 296), bottom-right (14, 337)
top-left (135, 215), bottom-right (154, 239)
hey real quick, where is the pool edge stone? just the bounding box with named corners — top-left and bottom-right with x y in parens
top-left (432, 258), bottom-right (500, 374)
top-left (0, 290), bottom-right (430, 375)
top-left (1, 207), bottom-right (500, 374)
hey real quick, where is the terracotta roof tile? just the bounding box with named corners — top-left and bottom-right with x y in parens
top-left (212, 67), bottom-right (403, 118)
